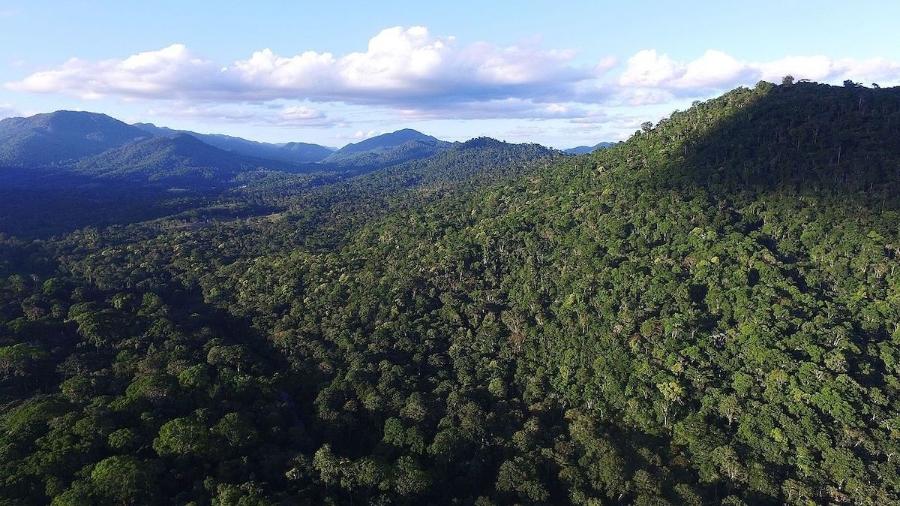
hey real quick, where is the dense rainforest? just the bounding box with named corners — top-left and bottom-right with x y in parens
top-left (0, 80), bottom-right (898, 505)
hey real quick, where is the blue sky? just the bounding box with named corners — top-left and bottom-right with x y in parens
top-left (2, 0), bottom-right (899, 148)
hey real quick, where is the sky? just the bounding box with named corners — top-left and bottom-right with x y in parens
top-left (1, 1), bottom-right (900, 149)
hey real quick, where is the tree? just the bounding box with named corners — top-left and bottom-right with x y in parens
top-left (90, 456), bottom-right (157, 504)
top-left (153, 416), bottom-right (212, 457)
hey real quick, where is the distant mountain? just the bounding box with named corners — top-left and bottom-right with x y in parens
top-left (133, 123), bottom-right (334, 163)
top-left (74, 134), bottom-right (293, 185)
top-left (329, 129), bottom-right (443, 155)
top-left (0, 111), bottom-right (149, 167)
top-left (325, 129), bottom-right (452, 169)
top-left (563, 141), bottom-right (616, 155)
top-left (279, 141), bottom-right (336, 163)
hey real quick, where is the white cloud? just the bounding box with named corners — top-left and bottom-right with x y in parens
top-left (0, 103), bottom-right (19, 119)
top-left (8, 26), bottom-right (600, 108)
top-left (756, 55), bottom-right (835, 82)
top-left (757, 56), bottom-right (900, 84)
top-left (618, 49), bottom-right (900, 100)
top-left (10, 44), bottom-right (218, 100)
top-left (619, 50), bottom-right (683, 88)
top-left (7, 29), bottom-right (900, 127)
top-left (352, 130), bottom-right (381, 139)
top-left (678, 50), bottom-right (751, 88)
top-left (395, 98), bottom-right (594, 121)
top-left (278, 105), bottom-right (327, 123)
top-left (146, 102), bottom-right (337, 128)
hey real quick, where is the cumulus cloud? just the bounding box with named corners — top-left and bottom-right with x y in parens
top-left (395, 98), bottom-right (595, 121)
top-left (146, 102), bottom-right (338, 128)
top-left (352, 130), bottom-right (383, 140)
top-left (0, 104), bottom-right (19, 119)
top-left (618, 49), bottom-right (900, 103)
top-left (7, 28), bottom-right (900, 125)
top-left (8, 26), bottom-right (602, 108)
top-left (10, 44), bottom-right (219, 100)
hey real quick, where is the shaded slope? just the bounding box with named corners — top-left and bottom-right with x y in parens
top-left (622, 81), bottom-right (900, 194)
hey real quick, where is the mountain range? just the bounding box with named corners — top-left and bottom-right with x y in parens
top-left (0, 111), bottom-right (573, 185)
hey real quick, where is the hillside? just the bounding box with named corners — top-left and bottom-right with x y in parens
top-left (0, 82), bottom-right (898, 505)
top-left (134, 123), bottom-right (334, 163)
top-left (0, 111), bottom-right (149, 167)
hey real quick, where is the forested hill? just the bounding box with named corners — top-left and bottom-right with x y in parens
top-left (1, 81), bottom-right (898, 505)
top-left (0, 111), bottom-right (149, 167)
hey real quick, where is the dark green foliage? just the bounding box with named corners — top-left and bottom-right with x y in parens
top-left (1, 81), bottom-right (899, 505)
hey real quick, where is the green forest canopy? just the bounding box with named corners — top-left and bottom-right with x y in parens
top-left (1, 80), bottom-right (899, 505)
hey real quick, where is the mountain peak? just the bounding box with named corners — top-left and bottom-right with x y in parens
top-left (335, 129), bottom-right (441, 155)
top-left (322, 128), bottom-right (451, 169)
